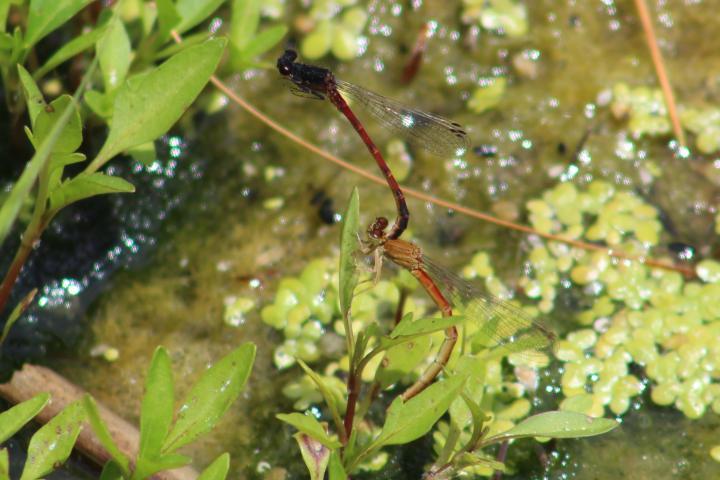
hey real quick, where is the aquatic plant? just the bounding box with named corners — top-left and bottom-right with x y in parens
top-left (0, 344), bottom-right (255, 480)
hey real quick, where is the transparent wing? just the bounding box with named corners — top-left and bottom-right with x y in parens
top-left (334, 79), bottom-right (470, 158)
top-left (420, 255), bottom-right (555, 361)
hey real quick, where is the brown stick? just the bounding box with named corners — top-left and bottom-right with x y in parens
top-left (634, 0), bottom-right (686, 148)
top-left (0, 364), bottom-right (198, 480)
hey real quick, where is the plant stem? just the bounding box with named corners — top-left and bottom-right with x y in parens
top-left (343, 369), bottom-right (360, 441)
top-left (634, 0), bottom-right (686, 148)
top-left (0, 217), bottom-right (45, 315)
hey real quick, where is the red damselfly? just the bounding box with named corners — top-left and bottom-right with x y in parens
top-left (277, 49), bottom-right (469, 240)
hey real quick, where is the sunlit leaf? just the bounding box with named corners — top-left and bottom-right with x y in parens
top-left (17, 64), bottom-right (45, 128)
top-left (97, 15), bottom-right (131, 92)
top-left (137, 347), bottom-right (175, 471)
top-left (48, 172), bottom-right (134, 212)
top-left (175, 0), bottom-right (226, 34)
top-left (153, 31), bottom-right (211, 60)
top-left (339, 187), bottom-right (359, 319)
top-left (94, 37), bottom-right (226, 166)
top-left (24, 0), bottom-right (92, 48)
top-left (33, 95), bottom-right (82, 153)
top-left (33, 23), bottom-right (108, 79)
top-left (0, 392), bottom-right (49, 443)
top-left (197, 453), bottom-right (230, 480)
top-left (19, 399), bottom-right (86, 480)
top-left (294, 432), bottom-right (331, 480)
top-left (485, 411), bottom-right (618, 443)
top-left (163, 343), bottom-right (255, 452)
top-left (276, 413), bottom-right (342, 449)
top-left (83, 396), bottom-right (130, 474)
top-left (0, 288), bottom-right (37, 345)
top-left (377, 374), bottom-right (466, 446)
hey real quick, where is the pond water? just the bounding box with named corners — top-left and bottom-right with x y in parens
top-left (6, 0), bottom-right (720, 478)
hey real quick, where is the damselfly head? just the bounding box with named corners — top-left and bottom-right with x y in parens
top-left (367, 217), bottom-right (389, 240)
top-left (277, 49), bottom-right (297, 77)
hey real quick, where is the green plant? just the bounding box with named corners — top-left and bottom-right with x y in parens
top-left (0, 0), bottom-right (287, 324)
top-left (0, 343), bottom-right (255, 479)
top-left (276, 189), bottom-right (618, 478)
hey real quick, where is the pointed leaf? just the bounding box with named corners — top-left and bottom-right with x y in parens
top-left (17, 64), bottom-right (45, 128)
top-left (33, 23), bottom-right (108, 79)
top-left (19, 399), bottom-right (86, 480)
top-left (339, 187), bottom-right (359, 319)
top-left (296, 359), bottom-right (344, 434)
top-left (97, 15), bottom-right (131, 92)
top-left (24, 0), bottom-right (92, 48)
top-left (33, 95), bottom-right (82, 153)
top-left (276, 413), bottom-right (341, 449)
top-left (294, 432), bottom-right (330, 480)
top-left (0, 392), bottom-right (49, 443)
top-left (377, 374), bottom-right (466, 446)
top-left (138, 347), bottom-right (175, 461)
top-left (95, 37), bottom-right (226, 165)
top-left (83, 396), bottom-right (131, 474)
top-left (1, 288), bottom-right (37, 345)
top-left (485, 411), bottom-right (618, 443)
top-left (163, 343), bottom-right (255, 452)
top-left (175, 0), bottom-right (226, 34)
top-left (48, 172), bottom-right (134, 212)
top-left (197, 453), bottom-right (230, 480)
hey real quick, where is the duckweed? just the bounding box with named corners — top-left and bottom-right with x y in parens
top-left (467, 77), bottom-right (507, 114)
top-left (299, 2), bottom-right (368, 60)
top-left (462, 0), bottom-right (528, 37)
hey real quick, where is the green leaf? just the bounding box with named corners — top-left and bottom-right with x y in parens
top-left (296, 359), bottom-right (344, 435)
top-left (83, 396), bottom-right (131, 474)
top-left (84, 89), bottom-right (113, 119)
top-left (0, 0), bottom-right (11, 33)
top-left (156, 0), bottom-right (181, 44)
top-left (93, 37), bottom-right (226, 169)
top-left (339, 187), bottom-right (359, 320)
top-left (294, 432), bottom-right (331, 480)
top-left (235, 25), bottom-right (287, 65)
top-left (327, 451), bottom-right (347, 480)
top-left (127, 141), bottom-right (157, 166)
top-left (138, 347), bottom-right (175, 465)
top-left (377, 374), bottom-right (466, 446)
top-left (98, 461), bottom-right (125, 480)
top-left (24, 0), bottom-right (92, 48)
top-left (33, 23), bottom-right (108, 79)
top-left (389, 314), bottom-right (466, 339)
top-left (131, 454), bottom-right (190, 478)
top-left (0, 392), bottom-right (49, 443)
top-left (163, 343), bottom-right (256, 452)
top-left (485, 411), bottom-right (618, 444)
top-left (197, 453), bottom-right (230, 480)
top-left (276, 413), bottom-right (341, 449)
top-left (33, 95), bottom-right (82, 153)
top-left (0, 288), bottom-right (37, 345)
top-left (230, 0), bottom-right (260, 52)
top-left (175, 0), bottom-right (226, 34)
top-left (0, 448), bottom-right (8, 480)
top-left (97, 15), bottom-right (131, 92)
top-left (153, 30), bottom-right (211, 60)
top-left (48, 172), bottom-right (134, 212)
top-left (0, 49), bottom-right (97, 247)
top-left (375, 328), bottom-right (431, 389)
top-left (17, 64), bottom-right (45, 128)
top-left (19, 399), bottom-right (86, 480)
